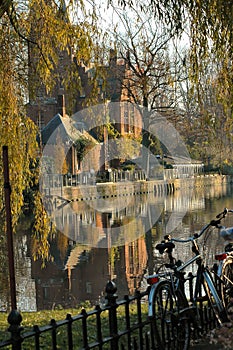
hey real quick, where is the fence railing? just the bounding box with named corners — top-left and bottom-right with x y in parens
top-left (41, 165), bottom-right (206, 189)
top-left (41, 170), bottom-right (149, 189)
top-left (0, 278), bottom-right (219, 350)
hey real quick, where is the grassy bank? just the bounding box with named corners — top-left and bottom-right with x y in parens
top-left (0, 303), bottom-right (149, 348)
top-left (0, 307), bottom-right (87, 330)
top-left (0, 304), bottom-right (232, 349)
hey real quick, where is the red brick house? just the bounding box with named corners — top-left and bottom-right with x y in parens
top-left (27, 47), bottom-right (143, 172)
top-left (27, 47), bottom-right (142, 134)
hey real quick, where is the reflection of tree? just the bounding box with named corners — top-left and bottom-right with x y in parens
top-left (145, 228), bottom-right (153, 275)
top-left (110, 218), bottom-right (145, 247)
top-left (108, 246), bottom-right (120, 278)
top-left (56, 231), bottom-right (69, 261)
top-left (31, 192), bottom-right (53, 267)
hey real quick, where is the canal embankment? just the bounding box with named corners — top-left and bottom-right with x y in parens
top-left (43, 173), bottom-right (233, 213)
top-left (58, 174), bottom-right (233, 202)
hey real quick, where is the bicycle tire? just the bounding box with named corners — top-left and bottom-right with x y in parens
top-left (220, 256), bottom-right (233, 318)
top-left (203, 269), bottom-right (228, 323)
top-left (150, 280), bottom-right (190, 350)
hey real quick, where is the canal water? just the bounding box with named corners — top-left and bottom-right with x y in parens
top-left (1, 180), bottom-right (233, 312)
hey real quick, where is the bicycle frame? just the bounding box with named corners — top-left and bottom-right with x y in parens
top-left (147, 234), bottom-right (226, 322)
top-left (148, 254), bottom-right (202, 315)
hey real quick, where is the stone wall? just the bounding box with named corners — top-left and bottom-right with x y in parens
top-left (48, 174), bottom-right (233, 207)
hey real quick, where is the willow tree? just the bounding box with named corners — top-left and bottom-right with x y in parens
top-left (0, 10), bottom-right (38, 227)
top-left (0, 0), bottom-right (100, 265)
top-left (111, 0), bottom-right (233, 115)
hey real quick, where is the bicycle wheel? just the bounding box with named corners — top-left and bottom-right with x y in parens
top-left (150, 280), bottom-right (190, 350)
top-left (203, 269), bottom-right (228, 323)
top-left (220, 256), bottom-right (233, 318)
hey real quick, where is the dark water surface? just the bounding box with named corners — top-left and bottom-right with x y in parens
top-left (1, 181), bottom-right (233, 311)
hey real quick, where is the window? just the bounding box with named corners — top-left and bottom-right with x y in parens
top-left (86, 282), bottom-right (92, 294)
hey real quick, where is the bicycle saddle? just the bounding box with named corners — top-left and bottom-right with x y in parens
top-left (156, 241), bottom-right (175, 254)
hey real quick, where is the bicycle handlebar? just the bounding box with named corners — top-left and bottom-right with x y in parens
top-left (156, 208), bottom-right (233, 254)
top-left (216, 208), bottom-right (233, 218)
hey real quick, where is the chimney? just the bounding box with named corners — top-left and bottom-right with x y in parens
top-left (109, 48), bottom-right (117, 67)
top-left (57, 93), bottom-right (66, 117)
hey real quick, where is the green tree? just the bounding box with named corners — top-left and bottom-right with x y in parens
top-left (174, 53), bottom-right (233, 170)
top-left (75, 136), bottom-right (95, 170)
top-left (115, 134), bottom-right (142, 163)
top-left (0, 0), bottom-right (101, 264)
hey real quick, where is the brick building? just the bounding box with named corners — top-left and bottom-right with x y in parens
top-left (27, 47), bottom-right (142, 137)
top-left (27, 46), bottom-right (143, 172)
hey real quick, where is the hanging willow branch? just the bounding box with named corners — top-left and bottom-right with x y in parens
top-left (0, 0), bottom-right (12, 18)
top-left (4, 1), bottom-right (53, 70)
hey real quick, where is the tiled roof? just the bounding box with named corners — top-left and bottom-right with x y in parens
top-left (41, 113), bottom-right (97, 145)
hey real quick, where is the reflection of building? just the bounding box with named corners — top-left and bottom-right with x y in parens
top-left (124, 237), bottom-right (148, 295)
top-left (30, 243), bottom-right (113, 309)
top-left (28, 197), bottom-right (151, 309)
top-left (64, 245), bottom-right (91, 290)
top-left (30, 236), bottom-right (148, 310)
top-left (1, 186), bottom-right (229, 311)
top-left (31, 259), bottom-right (69, 310)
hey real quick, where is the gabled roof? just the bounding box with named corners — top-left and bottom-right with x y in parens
top-left (41, 113), bottom-right (97, 145)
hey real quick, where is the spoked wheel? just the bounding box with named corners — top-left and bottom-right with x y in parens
top-left (150, 280), bottom-right (190, 350)
top-left (221, 256), bottom-right (233, 320)
top-left (203, 269), bottom-right (228, 324)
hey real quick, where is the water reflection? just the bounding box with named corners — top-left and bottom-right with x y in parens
top-left (54, 193), bottom-right (164, 248)
top-left (1, 181), bottom-right (233, 311)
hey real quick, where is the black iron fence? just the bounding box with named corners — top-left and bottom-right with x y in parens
top-left (0, 278), bottom-right (219, 350)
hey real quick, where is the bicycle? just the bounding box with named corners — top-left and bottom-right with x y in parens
top-left (146, 208), bottom-right (233, 350)
top-left (214, 209), bottom-right (233, 319)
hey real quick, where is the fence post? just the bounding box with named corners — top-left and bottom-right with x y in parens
top-left (105, 281), bottom-right (118, 350)
top-left (188, 272), bottom-right (194, 301)
top-left (8, 310), bottom-right (23, 350)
